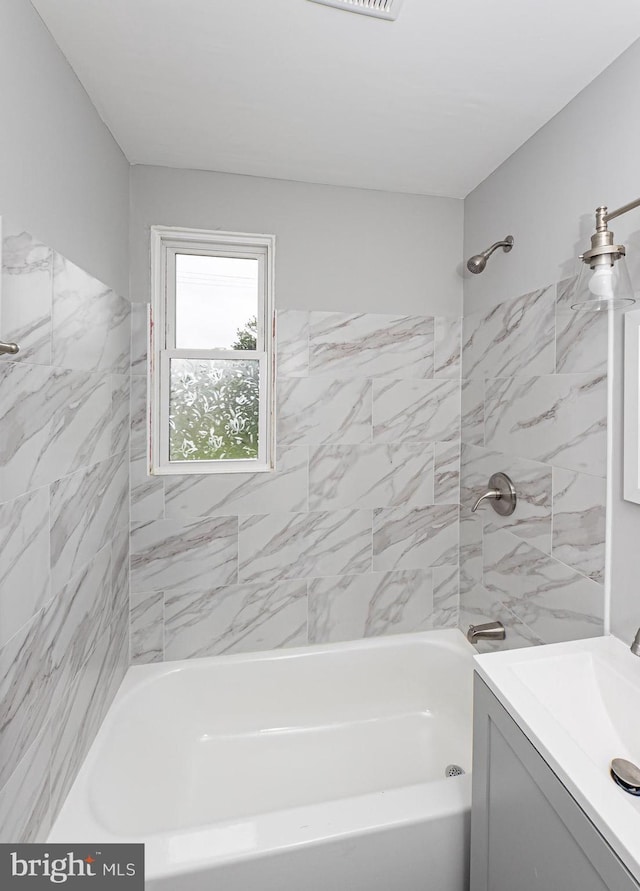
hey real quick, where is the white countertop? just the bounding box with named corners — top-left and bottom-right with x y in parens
top-left (474, 634), bottom-right (640, 882)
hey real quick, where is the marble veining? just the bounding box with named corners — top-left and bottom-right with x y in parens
top-left (276, 310), bottom-right (309, 378)
top-left (131, 516), bottom-right (238, 593)
top-left (277, 376), bottom-right (372, 445)
top-left (0, 487), bottom-right (50, 650)
top-left (239, 509), bottom-right (372, 583)
top-left (165, 580), bottom-right (307, 659)
top-left (131, 454), bottom-right (164, 523)
top-left (372, 378), bottom-right (460, 443)
top-left (165, 446), bottom-right (308, 518)
top-left (462, 285), bottom-right (555, 380)
top-left (551, 468), bottom-right (606, 584)
top-left (309, 312), bottom-right (434, 379)
top-left (0, 363), bottom-right (112, 503)
top-left (483, 524), bottom-right (604, 644)
top-left (460, 443), bottom-right (552, 553)
top-left (0, 726), bottom-right (51, 843)
top-left (434, 317), bottom-right (462, 379)
top-left (461, 378), bottom-right (484, 446)
top-left (52, 253), bottom-right (131, 374)
top-left (434, 441), bottom-right (460, 504)
top-left (130, 591), bottom-right (164, 664)
top-left (111, 374), bottom-right (130, 457)
top-left (372, 503), bottom-right (459, 572)
top-left (1, 229), bottom-right (52, 366)
top-left (50, 455), bottom-right (128, 594)
top-left (0, 222), bottom-right (130, 843)
top-left (484, 372), bottom-right (607, 476)
top-left (308, 443), bottom-right (434, 511)
top-left (308, 569), bottom-right (435, 643)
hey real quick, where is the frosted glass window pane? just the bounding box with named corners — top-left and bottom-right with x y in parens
top-left (169, 358), bottom-right (260, 462)
top-left (175, 254), bottom-right (258, 350)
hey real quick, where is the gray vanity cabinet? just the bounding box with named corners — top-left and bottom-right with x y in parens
top-left (470, 675), bottom-right (640, 891)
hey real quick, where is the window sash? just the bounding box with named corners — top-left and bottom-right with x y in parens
top-left (150, 228), bottom-right (275, 476)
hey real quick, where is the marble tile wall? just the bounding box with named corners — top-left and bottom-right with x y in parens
top-left (129, 305), bottom-right (463, 662)
top-left (0, 222), bottom-right (131, 842)
top-left (459, 279), bottom-right (608, 652)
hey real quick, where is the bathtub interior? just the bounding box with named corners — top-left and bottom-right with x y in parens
top-left (80, 629), bottom-right (474, 838)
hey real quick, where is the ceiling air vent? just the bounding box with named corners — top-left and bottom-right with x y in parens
top-left (307, 0), bottom-right (404, 21)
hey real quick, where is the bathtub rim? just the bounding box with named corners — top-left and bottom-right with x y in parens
top-left (48, 627), bottom-right (474, 880)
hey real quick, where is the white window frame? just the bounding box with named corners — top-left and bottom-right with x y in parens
top-left (150, 226), bottom-right (276, 475)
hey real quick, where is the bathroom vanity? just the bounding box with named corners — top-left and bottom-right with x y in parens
top-left (471, 637), bottom-right (640, 891)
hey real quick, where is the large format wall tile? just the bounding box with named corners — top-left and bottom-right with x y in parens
top-left (1, 229), bottom-right (52, 366)
top-left (130, 591), bottom-right (164, 664)
top-left (0, 487), bottom-right (50, 649)
top-left (309, 312), bottom-right (434, 379)
top-left (483, 525), bottom-right (604, 644)
top-left (462, 285), bottom-right (555, 380)
top-left (50, 455), bottom-right (128, 594)
top-left (309, 443), bottom-right (434, 511)
top-left (111, 374), bottom-right (130, 456)
top-left (434, 441), bottom-right (460, 504)
top-left (239, 509), bottom-right (372, 583)
top-left (372, 504), bottom-right (458, 572)
top-left (434, 317), bottom-right (462, 379)
top-left (0, 726), bottom-right (51, 843)
top-left (308, 569), bottom-right (434, 643)
top-left (0, 609), bottom-right (51, 790)
top-left (460, 443), bottom-right (552, 553)
top-left (129, 375), bottom-right (148, 459)
top-left (131, 454), bottom-right (164, 523)
top-left (0, 223), bottom-right (130, 843)
top-left (372, 378), bottom-right (460, 443)
top-left (128, 303), bottom-right (463, 669)
top-left (552, 468), bottom-right (606, 584)
top-left (460, 276), bottom-right (607, 652)
top-left (0, 363), bottom-right (111, 503)
top-left (278, 377), bottom-right (372, 445)
top-left (461, 378), bottom-right (484, 446)
top-left (432, 564), bottom-right (459, 629)
top-left (276, 310), bottom-right (309, 378)
top-left (49, 615), bottom-right (127, 818)
top-left (165, 446), bottom-right (308, 518)
top-left (459, 581), bottom-right (544, 653)
top-left (52, 254), bottom-right (130, 373)
top-left (131, 517), bottom-right (238, 593)
top-left (484, 372), bottom-right (607, 476)
top-left (165, 580), bottom-right (307, 660)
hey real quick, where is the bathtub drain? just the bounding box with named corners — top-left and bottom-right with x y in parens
top-left (445, 764), bottom-right (465, 777)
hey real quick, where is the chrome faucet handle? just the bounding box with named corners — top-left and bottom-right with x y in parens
top-left (470, 472), bottom-right (517, 517)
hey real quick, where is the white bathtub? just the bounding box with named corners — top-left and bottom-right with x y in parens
top-left (49, 628), bottom-right (474, 890)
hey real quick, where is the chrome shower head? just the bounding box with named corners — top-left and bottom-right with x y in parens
top-left (466, 235), bottom-right (514, 275)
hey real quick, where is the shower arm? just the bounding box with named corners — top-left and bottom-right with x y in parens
top-left (482, 239), bottom-right (513, 259)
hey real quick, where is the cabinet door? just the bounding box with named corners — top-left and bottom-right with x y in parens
top-left (471, 676), bottom-right (639, 891)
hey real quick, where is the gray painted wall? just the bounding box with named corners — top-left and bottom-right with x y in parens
top-left (463, 37), bottom-right (640, 642)
top-left (129, 165), bottom-right (463, 316)
top-left (0, 0), bottom-right (129, 295)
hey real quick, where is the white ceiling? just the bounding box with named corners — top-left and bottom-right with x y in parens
top-left (31, 0), bottom-right (640, 198)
